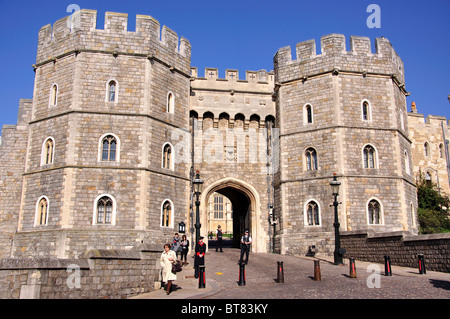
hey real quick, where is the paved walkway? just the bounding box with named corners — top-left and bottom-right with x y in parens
top-left (130, 248), bottom-right (450, 299)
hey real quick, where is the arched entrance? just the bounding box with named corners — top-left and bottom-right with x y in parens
top-left (200, 178), bottom-right (264, 252)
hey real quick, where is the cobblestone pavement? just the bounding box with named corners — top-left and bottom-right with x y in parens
top-left (131, 247), bottom-right (450, 299)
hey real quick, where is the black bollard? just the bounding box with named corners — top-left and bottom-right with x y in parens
top-left (277, 261), bottom-right (284, 283)
top-left (384, 255), bottom-right (392, 276)
top-left (418, 254), bottom-right (426, 274)
top-left (238, 262), bottom-right (246, 286)
top-left (314, 260), bottom-right (321, 281)
top-left (198, 265), bottom-right (206, 288)
top-left (349, 257), bottom-right (357, 278)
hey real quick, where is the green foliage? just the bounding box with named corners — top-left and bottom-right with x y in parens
top-left (416, 172), bottom-right (450, 234)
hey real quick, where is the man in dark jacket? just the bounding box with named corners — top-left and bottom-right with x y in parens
top-left (239, 230), bottom-right (252, 264)
top-left (194, 236), bottom-right (206, 278)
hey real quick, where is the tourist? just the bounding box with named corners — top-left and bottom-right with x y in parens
top-left (160, 243), bottom-right (177, 295)
top-left (180, 234), bottom-right (190, 265)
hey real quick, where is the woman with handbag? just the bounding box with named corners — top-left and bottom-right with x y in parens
top-left (160, 243), bottom-right (178, 295)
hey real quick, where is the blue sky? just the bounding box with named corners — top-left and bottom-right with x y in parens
top-left (0, 0), bottom-right (449, 131)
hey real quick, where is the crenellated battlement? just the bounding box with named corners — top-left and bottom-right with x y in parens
top-left (190, 67), bottom-right (274, 95)
top-left (36, 9), bottom-right (191, 73)
top-left (191, 67), bottom-right (274, 83)
top-left (274, 34), bottom-right (405, 86)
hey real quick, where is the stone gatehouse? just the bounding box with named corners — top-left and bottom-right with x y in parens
top-left (0, 10), bottom-right (429, 288)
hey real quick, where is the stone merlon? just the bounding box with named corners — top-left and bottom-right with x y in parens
top-left (274, 34), bottom-right (405, 86)
top-left (36, 9), bottom-right (191, 74)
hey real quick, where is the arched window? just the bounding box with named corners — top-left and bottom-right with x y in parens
top-left (99, 134), bottom-right (119, 162)
top-left (167, 92), bottom-right (174, 113)
top-left (41, 137), bottom-right (55, 166)
top-left (439, 143), bottom-right (444, 159)
top-left (94, 195), bottom-right (116, 225)
top-left (363, 145), bottom-right (376, 169)
top-left (50, 84), bottom-right (58, 106)
top-left (305, 147), bottom-right (318, 171)
top-left (162, 143), bottom-right (173, 170)
top-left (108, 80), bottom-right (117, 102)
top-left (161, 200), bottom-right (173, 227)
top-left (35, 196), bottom-right (49, 226)
top-left (425, 171), bottom-right (432, 186)
top-left (367, 199), bottom-right (382, 225)
top-left (424, 142), bottom-right (430, 157)
top-left (304, 104), bottom-right (313, 124)
top-left (361, 100), bottom-right (371, 121)
top-left (305, 200), bottom-right (320, 226)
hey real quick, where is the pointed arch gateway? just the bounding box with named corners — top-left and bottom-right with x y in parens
top-left (200, 177), bottom-right (265, 252)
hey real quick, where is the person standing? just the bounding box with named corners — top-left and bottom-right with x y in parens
top-left (215, 225), bottom-right (223, 252)
top-left (194, 236), bottom-right (206, 278)
top-left (239, 230), bottom-right (252, 264)
top-left (160, 243), bottom-right (177, 295)
top-left (180, 235), bottom-right (189, 265)
top-left (171, 233), bottom-right (181, 258)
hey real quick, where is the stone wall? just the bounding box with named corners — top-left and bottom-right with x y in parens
top-left (0, 244), bottom-right (162, 299)
top-left (341, 230), bottom-right (450, 273)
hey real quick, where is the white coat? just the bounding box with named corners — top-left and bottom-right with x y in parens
top-left (160, 250), bottom-right (177, 282)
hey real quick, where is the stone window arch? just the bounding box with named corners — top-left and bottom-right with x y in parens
top-left (161, 199), bottom-right (174, 228)
top-left (93, 194), bottom-right (117, 225)
top-left (304, 199), bottom-right (321, 226)
top-left (303, 103), bottom-right (313, 124)
top-left (41, 137), bottom-right (55, 166)
top-left (49, 83), bottom-right (58, 107)
top-left (305, 147), bottom-right (318, 171)
top-left (98, 133), bottom-right (120, 162)
top-left (167, 92), bottom-right (175, 113)
top-left (106, 79), bottom-right (118, 103)
top-left (367, 198), bottom-right (383, 225)
top-left (361, 99), bottom-right (372, 121)
top-left (35, 196), bottom-right (49, 226)
top-left (363, 144), bottom-right (378, 169)
top-left (162, 142), bottom-right (174, 170)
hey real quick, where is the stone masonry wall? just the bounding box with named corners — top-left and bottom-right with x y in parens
top-left (341, 231), bottom-right (450, 273)
top-left (0, 245), bottom-right (162, 299)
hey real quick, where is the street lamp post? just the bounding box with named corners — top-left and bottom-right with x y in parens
top-left (193, 170), bottom-right (204, 244)
top-left (330, 173), bottom-right (344, 265)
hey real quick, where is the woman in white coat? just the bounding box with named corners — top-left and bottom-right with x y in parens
top-left (160, 243), bottom-right (177, 295)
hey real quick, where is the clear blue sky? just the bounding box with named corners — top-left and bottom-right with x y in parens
top-left (0, 0), bottom-right (449, 131)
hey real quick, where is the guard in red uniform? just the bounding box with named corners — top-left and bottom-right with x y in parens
top-left (194, 236), bottom-right (206, 278)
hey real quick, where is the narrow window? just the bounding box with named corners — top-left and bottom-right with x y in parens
top-left (101, 135), bottom-right (117, 161)
top-left (108, 81), bottom-right (116, 102)
top-left (363, 145), bottom-right (376, 169)
top-left (161, 200), bottom-right (172, 227)
top-left (306, 148), bottom-right (318, 171)
top-left (41, 137), bottom-right (55, 166)
top-left (439, 143), bottom-right (444, 159)
top-left (306, 201), bottom-right (320, 226)
top-left (304, 104), bottom-right (313, 124)
top-left (404, 150), bottom-right (410, 175)
top-left (36, 197), bottom-right (48, 226)
top-left (96, 196), bottom-right (113, 224)
top-left (368, 199), bottom-right (381, 225)
top-left (50, 84), bottom-right (58, 106)
top-left (424, 142), bottom-right (430, 157)
top-left (425, 171), bottom-right (432, 186)
top-left (362, 100), bottom-right (371, 121)
top-left (167, 92), bottom-right (174, 113)
top-left (162, 143), bottom-right (172, 169)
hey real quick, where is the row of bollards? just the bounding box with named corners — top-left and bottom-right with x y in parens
top-left (198, 254), bottom-right (427, 289)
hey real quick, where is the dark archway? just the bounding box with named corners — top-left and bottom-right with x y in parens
top-left (214, 187), bottom-right (251, 248)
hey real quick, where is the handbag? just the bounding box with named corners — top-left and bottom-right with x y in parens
top-left (171, 260), bottom-right (182, 274)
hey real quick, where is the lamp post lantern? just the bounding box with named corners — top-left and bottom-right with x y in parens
top-left (330, 173), bottom-right (344, 265)
top-left (193, 170), bottom-right (204, 244)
